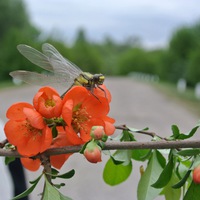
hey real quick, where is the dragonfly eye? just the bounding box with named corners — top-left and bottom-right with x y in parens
top-left (97, 75), bottom-right (105, 84)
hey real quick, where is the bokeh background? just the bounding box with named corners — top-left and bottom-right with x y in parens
top-left (1, 0), bottom-right (200, 87)
top-left (1, 0), bottom-right (200, 199)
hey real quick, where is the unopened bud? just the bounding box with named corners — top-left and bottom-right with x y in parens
top-left (84, 141), bottom-right (102, 163)
top-left (193, 165), bottom-right (200, 184)
top-left (90, 126), bottom-right (105, 140)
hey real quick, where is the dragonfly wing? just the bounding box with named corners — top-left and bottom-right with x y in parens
top-left (17, 44), bottom-right (54, 72)
top-left (42, 43), bottom-right (82, 77)
top-left (10, 70), bottom-right (73, 92)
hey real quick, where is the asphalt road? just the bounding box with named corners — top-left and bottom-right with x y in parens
top-left (0, 77), bottom-right (199, 200)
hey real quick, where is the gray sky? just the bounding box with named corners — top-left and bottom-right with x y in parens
top-left (24, 0), bottom-right (200, 48)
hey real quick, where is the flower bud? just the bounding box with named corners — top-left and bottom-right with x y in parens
top-left (90, 126), bottom-right (105, 140)
top-left (84, 141), bottom-right (102, 163)
top-left (193, 165), bottom-right (200, 184)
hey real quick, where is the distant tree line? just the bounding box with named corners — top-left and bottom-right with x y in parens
top-left (1, 0), bottom-right (200, 87)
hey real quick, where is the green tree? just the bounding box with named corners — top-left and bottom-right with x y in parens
top-left (186, 50), bottom-right (200, 86)
top-left (71, 29), bottom-right (103, 74)
top-left (167, 27), bottom-right (197, 81)
top-left (0, 0), bottom-right (40, 80)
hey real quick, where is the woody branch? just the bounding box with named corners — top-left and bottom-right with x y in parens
top-left (0, 140), bottom-right (200, 158)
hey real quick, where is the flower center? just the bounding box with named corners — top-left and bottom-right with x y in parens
top-left (72, 105), bottom-right (91, 132)
top-left (45, 99), bottom-right (55, 107)
top-left (23, 121), bottom-right (42, 140)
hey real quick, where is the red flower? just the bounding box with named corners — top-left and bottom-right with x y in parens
top-left (33, 86), bottom-right (63, 119)
top-left (4, 103), bottom-right (52, 157)
top-left (20, 126), bottom-right (83, 171)
top-left (193, 165), bottom-right (200, 184)
top-left (62, 86), bottom-right (115, 142)
top-left (20, 157), bottom-right (41, 171)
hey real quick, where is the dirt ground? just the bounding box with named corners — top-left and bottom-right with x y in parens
top-left (0, 77), bottom-right (199, 200)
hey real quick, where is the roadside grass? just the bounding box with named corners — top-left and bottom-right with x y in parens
top-left (154, 82), bottom-right (200, 118)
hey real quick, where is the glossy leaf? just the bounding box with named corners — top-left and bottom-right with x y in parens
top-left (121, 130), bottom-right (135, 141)
top-left (54, 183), bottom-right (65, 189)
top-left (177, 149), bottom-right (200, 157)
top-left (127, 126), bottom-right (149, 132)
top-left (183, 181), bottom-right (200, 200)
top-left (172, 170), bottom-right (191, 189)
top-left (103, 158), bottom-right (132, 186)
top-left (156, 150), bottom-right (166, 168)
top-left (137, 151), bottom-right (163, 200)
top-left (177, 125), bottom-right (199, 140)
top-left (152, 155), bottom-right (174, 188)
top-left (171, 125), bottom-right (180, 139)
top-left (160, 172), bottom-right (181, 200)
top-left (52, 125), bottom-right (58, 138)
top-left (5, 156), bottom-right (15, 165)
top-left (112, 150), bottom-right (132, 165)
top-left (12, 174), bottom-right (43, 200)
top-left (48, 169), bottom-right (75, 180)
top-left (132, 149), bottom-right (151, 161)
top-left (43, 176), bottom-right (72, 200)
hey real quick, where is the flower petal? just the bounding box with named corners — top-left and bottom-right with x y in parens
top-left (23, 108), bottom-right (45, 129)
top-left (6, 102), bottom-right (33, 120)
top-left (62, 99), bottom-right (73, 126)
top-left (20, 158), bottom-right (41, 171)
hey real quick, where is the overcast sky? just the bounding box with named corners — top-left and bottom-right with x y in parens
top-left (24, 0), bottom-right (200, 48)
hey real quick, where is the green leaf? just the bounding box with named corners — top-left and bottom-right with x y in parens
top-left (79, 141), bottom-right (90, 154)
top-left (160, 172), bottom-right (181, 200)
top-left (56, 169), bottom-right (75, 179)
top-left (47, 169), bottom-right (75, 180)
top-left (12, 174), bottom-right (43, 200)
top-left (156, 150), bottom-right (166, 168)
top-left (137, 151), bottom-right (163, 200)
top-left (177, 149), bottom-right (200, 156)
top-left (151, 155), bottom-right (174, 188)
top-left (5, 156), bottom-right (15, 165)
top-left (183, 181), bottom-right (200, 200)
top-left (172, 170), bottom-right (191, 189)
top-left (111, 150), bottom-right (132, 165)
top-left (177, 125), bottom-right (200, 140)
top-left (121, 130), bottom-right (136, 141)
top-left (52, 125), bottom-right (58, 138)
top-left (127, 126), bottom-right (149, 132)
top-left (132, 149), bottom-right (151, 161)
top-left (29, 173), bottom-right (43, 184)
top-left (43, 176), bottom-right (72, 200)
top-left (103, 158), bottom-right (132, 186)
top-left (54, 183), bottom-right (65, 189)
top-left (171, 125), bottom-right (180, 139)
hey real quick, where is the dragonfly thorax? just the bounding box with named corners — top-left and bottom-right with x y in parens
top-left (75, 72), bottom-right (105, 89)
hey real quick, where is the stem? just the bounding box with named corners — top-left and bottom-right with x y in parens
top-left (40, 154), bottom-right (52, 183)
top-left (1, 140), bottom-right (200, 158)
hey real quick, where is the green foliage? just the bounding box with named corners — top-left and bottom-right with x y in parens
top-left (43, 176), bottom-right (72, 200)
top-left (12, 174), bottom-right (43, 200)
top-left (160, 173), bottom-right (181, 200)
top-left (137, 151), bottom-right (163, 200)
top-left (183, 181), bottom-right (200, 200)
top-left (103, 158), bottom-right (132, 186)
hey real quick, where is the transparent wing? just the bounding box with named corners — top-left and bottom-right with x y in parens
top-left (42, 43), bottom-right (82, 77)
top-left (17, 44), bottom-right (54, 72)
top-left (9, 70), bottom-right (74, 92)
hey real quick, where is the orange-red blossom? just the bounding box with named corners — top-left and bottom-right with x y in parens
top-left (4, 85), bottom-right (115, 171)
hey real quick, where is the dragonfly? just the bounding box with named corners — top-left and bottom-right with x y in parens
top-left (10, 43), bottom-right (105, 97)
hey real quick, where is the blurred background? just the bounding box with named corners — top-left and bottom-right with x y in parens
top-left (1, 0), bottom-right (200, 88)
top-left (1, 0), bottom-right (200, 199)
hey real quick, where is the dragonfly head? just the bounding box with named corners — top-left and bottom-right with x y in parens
top-left (94, 74), bottom-right (105, 85)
